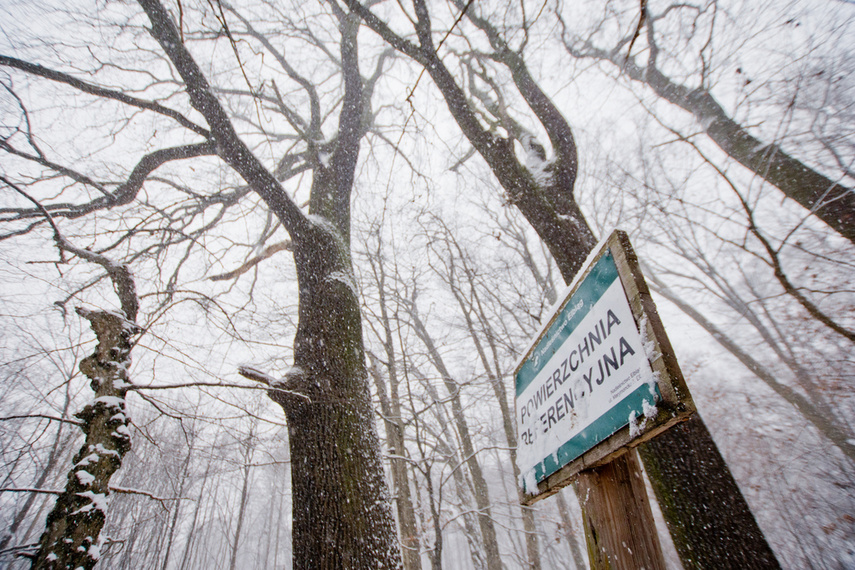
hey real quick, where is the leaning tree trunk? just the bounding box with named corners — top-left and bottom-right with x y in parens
top-left (637, 415), bottom-right (780, 569)
top-left (567, 39), bottom-right (855, 245)
top-left (32, 308), bottom-right (137, 569)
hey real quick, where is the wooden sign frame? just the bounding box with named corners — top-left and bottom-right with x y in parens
top-left (515, 230), bottom-right (695, 505)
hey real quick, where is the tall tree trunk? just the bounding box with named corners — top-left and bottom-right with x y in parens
top-left (555, 490), bottom-right (586, 570)
top-left (638, 415), bottom-right (780, 569)
top-left (261, 206), bottom-right (401, 569)
top-left (438, 233), bottom-right (542, 569)
top-left (367, 248), bottom-right (422, 570)
top-left (408, 305), bottom-right (503, 570)
top-left (229, 432), bottom-right (254, 570)
top-left (32, 308), bottom-right (138, 569)
top-left (410, 364), bottom-right (489, 570)
top-left (272, 469), bottom-right (288, 569)
top-left (423, 463), bottom-right (443, 570)
top-left (369, 358), bottom-right (421, 570)
top-left (262, 468), bottom-right (276, 567)
top-left (179, 451), bottom-right (214, 570)
top-left (160, 442), bottom-right (194, 570)
top-left (138, 1), bottom-right (403, 566)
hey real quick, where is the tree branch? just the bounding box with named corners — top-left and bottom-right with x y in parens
top-left (209, 240), bottom-right (292, 281)
top-left (0, 414), bottom-right (83, 426)
top-left (0, 55), bottom-right (210, 137)
top-left (561, 35), bottom-right (855, 244)
top-left (137, 0), bottom-right (311, 240)
top-left (1, 142), bottom-right (217, 229)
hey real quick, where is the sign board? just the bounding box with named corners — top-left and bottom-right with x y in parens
top-left (515, 230), bottom-right (695, 504)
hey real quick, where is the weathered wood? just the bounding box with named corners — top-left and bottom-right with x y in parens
top-left (577, 451), bottom-right (667, 570)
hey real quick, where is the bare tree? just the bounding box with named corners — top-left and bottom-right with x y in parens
top-left (341, 0), bottom-right (779, 567)
top-left (362, 229), bottom-right (423, 570)
top-left (560, 1), bottom-right (855, 244)
top-left (2, 0), bottom-right (402, 565)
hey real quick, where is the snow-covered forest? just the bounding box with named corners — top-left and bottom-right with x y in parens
top-left (1, 0), bottom-right (853, 568)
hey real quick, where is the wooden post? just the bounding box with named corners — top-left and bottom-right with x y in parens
top-left (577, 450), bottom-right (666, 570)
top-left (514, 231), bottom-right (693, 570)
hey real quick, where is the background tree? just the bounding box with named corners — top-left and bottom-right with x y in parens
top-left (342, 0), bottom-right (779, 566)
top-left (560, 0), bottom-right (855, 244)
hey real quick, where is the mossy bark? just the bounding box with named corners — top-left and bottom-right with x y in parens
top-left (32, 309), bottom-right (137, 570)
top-left (637, 415), bottom-right (780, 570)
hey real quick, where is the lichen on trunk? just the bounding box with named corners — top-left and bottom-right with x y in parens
top-left (32, 308), bottom-right (138, 570)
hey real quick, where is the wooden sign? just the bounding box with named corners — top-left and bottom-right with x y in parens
top-left (514, 230), bottom-right (695, 504)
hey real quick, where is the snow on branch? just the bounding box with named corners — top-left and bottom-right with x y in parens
top-left (109, 486), bottom-right (188, 503)
top-left (0, 487), bottom-right (61, 495)
top-left (238, 365), bottom-right (311, 403)
top-left (0, 414), bottom-right (83, 426)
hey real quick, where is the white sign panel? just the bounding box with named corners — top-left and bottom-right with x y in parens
top-left (515, 249), bottom-right (659, 495)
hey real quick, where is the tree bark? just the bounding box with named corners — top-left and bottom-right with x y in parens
top-left (137, 1), bottom-right (403, 566)
top-left (32, 309), bottom-right (138, 570)
top-left (637, 415), bottom-right (780, 569)
top-left (229, 433), bottom-right (254, 570)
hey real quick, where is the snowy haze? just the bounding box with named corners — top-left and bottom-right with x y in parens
top-left (1, 0), bottom-right (854, 568)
